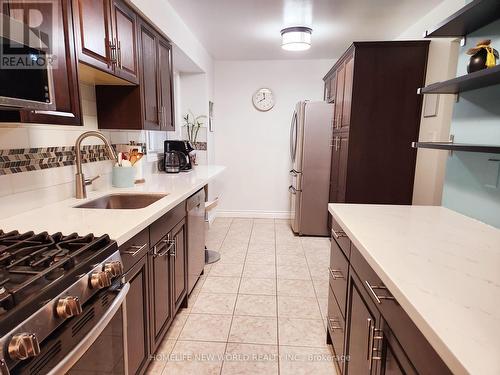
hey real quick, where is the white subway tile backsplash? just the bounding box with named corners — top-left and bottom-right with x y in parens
top-left (82, 115), bottom-right (99, 130)
top-left (80, 83), bottom-right (96, 101)
top-left (109, 131), bottom-right (129, 144)
top-left (0, 127), bottom-right (30, 149)
top-left (81, 99), bottom-right (97, 117)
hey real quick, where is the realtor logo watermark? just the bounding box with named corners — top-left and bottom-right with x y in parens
top-left (0, 1), bottom-right (58, 69)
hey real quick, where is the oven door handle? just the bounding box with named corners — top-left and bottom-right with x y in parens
top-left (46, 283), bottom-right (130, 375)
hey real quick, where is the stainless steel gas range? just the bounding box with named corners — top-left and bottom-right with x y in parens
top-left (0, 230), bottom-right (130, 375)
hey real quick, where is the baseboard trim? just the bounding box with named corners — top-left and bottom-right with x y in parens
top-left (217, 210), bottom-right (292, 219)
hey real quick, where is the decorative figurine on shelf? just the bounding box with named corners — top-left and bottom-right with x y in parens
top-left (466, 39), bottom-right (499, 73)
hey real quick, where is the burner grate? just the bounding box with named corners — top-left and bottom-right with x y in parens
top-left (0, 230), bottom-right (113, 315)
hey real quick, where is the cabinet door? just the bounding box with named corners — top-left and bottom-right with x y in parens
top-left (329, 134), bottom-right (349, 203)
top-left (73, 0), bottom-right (113, 72)
top-left (170, 219), bottom-right (187, 309)
top-left (333, 63), bottom-right (345, 130)
top-left (158, 38), bottom-right (174, 131)
top-left (148, 239), bottom-right (173, 351)
top-left (346, 268), bottom-right (381, 375)
top-left (3, 0), bottom-right (82, 125)
top-left (380, 321), bottom-right (418, 375)
top-left (336, 135), bottom-right (349, 202)
top-left (340, 55), bottom-right (354, 131)
top-left (139, 22), bottom-right (160, 130)
top-left (124, 254), bottom-right (150, 375)
top-left (111, 0), bottom-right (138, 83)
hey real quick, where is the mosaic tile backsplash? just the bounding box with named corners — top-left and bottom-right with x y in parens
top-left (0, 145), bottom-right (112, 175)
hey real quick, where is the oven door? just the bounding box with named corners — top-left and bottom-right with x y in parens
top-left (11, 282), bottom-right (130, 375)
top-left (53, 283), bottom-right (130, 375)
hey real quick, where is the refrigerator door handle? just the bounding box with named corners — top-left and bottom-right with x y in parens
top-left (290, 111), bottom-right (297, 162)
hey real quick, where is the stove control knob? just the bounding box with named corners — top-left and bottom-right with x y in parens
top-left (8, 333), bottom-right (40, 360)
top-left (90, 271), bottom-right (112, 289)
top-left (104, 261), bottom-right (124, 278)
top-left (56, 296), bottom-right (82, 319)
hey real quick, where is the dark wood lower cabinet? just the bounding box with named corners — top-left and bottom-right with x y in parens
top-left (327, 215), bottom-right (453, 375)
top-left (345, 268), bottom-right (381, 375)
top-left (171, 219), bottom-right (188, 310)
top-left (120, 201), bottom-right (189, 374)
top-left (148, 235), bottom-right (174, 351)
top-left (124, 254), bottom-right (150, 375)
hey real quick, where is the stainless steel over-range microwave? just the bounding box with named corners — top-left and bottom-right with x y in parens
top-left (0, 14), bottom-right (55, 111)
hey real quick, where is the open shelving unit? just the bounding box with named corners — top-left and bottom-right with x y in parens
top-left (418, 0), bottom-right (500, 95)
top-left (412, 141), bottom-right (500, 154)
top-left (418, 64), bottom-right (500, 94)
top-left (424, 0), bottom-right (500, 38)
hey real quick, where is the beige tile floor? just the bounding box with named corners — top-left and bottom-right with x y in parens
top-left (146, 218), bottom-right (339, 375)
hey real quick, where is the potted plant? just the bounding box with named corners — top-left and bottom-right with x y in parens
top-left (183, 110), bottom-right (207, 165)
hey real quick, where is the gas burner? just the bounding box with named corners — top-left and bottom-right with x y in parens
top-left (0, 230), bottom-right (116, 322)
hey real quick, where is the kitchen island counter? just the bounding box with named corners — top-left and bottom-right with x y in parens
top-left (0, 165), bottom-right (225, 246)
top-left (329, 203), bottom-right (500, 375)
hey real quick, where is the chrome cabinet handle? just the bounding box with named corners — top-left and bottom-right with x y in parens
top-left (288, 185), bottom-right (297, 195)
top-left (365, 281), bottom-right (395, 304)
top-left (158, 107), bottom-right (163, 127)
top-left (289, 169), bottom-right (298, 177)
top-left (367, 320), bottom-right (383, 369)
top-left (117, 40), bottom-right (122, 69)
top-left (155, 238), bottom-right (175, 257)
top-left (331, 228), bottom-right (346, 239)
top-left (169, 240), bottom-right (177, 257)
top-left (122, 243), bottom-right (148, 257)
top-left (328, 267), bottom-right (345, 280)
top-left (328, 317), bottom-right (342, 332)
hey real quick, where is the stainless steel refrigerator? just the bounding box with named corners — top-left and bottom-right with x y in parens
top-left (289, 101), bottom-right (333, 236)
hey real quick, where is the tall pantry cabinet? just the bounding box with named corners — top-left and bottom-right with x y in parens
top-left (324, 41), bottom-right (430, 222)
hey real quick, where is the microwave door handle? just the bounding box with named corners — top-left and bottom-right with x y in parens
top-left (46, 283), bottom-right (130, 375)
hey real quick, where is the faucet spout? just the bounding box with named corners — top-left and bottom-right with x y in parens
top-left (75, 131), bottom-right (117, 199)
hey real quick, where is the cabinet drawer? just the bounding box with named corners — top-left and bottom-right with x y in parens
top-left (120, 227), bottom-right (150, 272)
top-left (327, 285), bottom-right (345, 374)
top-left (350, 244), bottom-right (453, 375)
top-left (331, 215), bottom-right (350, 258)
top-left (150, 202), bottom-right (186, 246)
top-left (329, 239), bottom-right (348, 318)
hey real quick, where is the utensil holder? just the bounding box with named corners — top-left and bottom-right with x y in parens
top-left (112, 166), bottom-right (135, 188)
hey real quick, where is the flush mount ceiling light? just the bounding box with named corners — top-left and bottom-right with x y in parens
top-left (280, 26), bottom-right (312, 51)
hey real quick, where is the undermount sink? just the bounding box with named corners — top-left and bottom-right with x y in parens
top-left (75, 193), bottom-right (167, 209)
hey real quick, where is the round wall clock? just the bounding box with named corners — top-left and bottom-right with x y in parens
top-left (252, 88), bottom-right (275, 112)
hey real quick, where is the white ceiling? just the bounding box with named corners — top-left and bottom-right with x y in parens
top-left (168, 0), bottom-right (444, 60)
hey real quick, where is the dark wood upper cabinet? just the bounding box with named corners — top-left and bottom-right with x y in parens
top-left (72, 0), bottom-right (113, 72)
top-left (96, 18), bottom-right (175, 131)
top-left (333, 62), bottom-right (345, 131)
top-left (158, 39), bottom-right (174, 131)
top-left (139, 21), bottom-right (160, 130)
top-left (324, 42), bottom-right (430, 213)
top-left (111, 0), bottom-right (138, 83)
top-left (73, 0), bottom-right (138, 83)
top-left (340, 55), bottom-right (354, 131)
top-left (0, 0), bottom-right (82, 125)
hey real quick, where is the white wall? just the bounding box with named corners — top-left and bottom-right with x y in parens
top-left (213, 59), bottom-right (333, 218)
top-left (396, 0), bottom-right (463, 205)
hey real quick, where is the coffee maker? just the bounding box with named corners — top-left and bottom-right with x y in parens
top-left (163, 140), bottom-right (194, 172)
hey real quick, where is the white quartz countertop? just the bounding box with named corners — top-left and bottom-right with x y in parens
top-left (0, 165), bottom-right (225, 246)
top-left (328, 204), bottom-right (500, 375)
